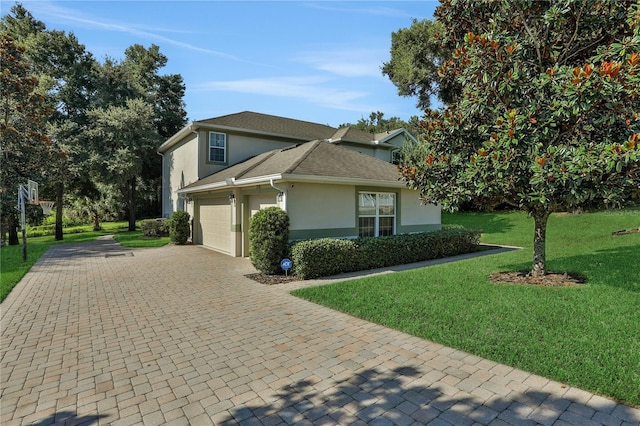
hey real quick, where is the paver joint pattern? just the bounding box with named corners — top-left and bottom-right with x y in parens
top-left (1, 238), bottom-right (639, 425)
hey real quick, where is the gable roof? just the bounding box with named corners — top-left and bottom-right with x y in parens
top-left (198, 111), bottom-right (336, 141)
top-left (178, 140), bottom-right (404, 194)
top-left (158, 111), bottom-right (414, 153)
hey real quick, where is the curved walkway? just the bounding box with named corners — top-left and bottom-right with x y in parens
top-left (1, 238), bottom-right (638, 425)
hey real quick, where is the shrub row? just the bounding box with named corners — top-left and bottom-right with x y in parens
top-left (290, 227), bottom-right (481, 279)
top-left (141, 219), bottom-right (169, 237)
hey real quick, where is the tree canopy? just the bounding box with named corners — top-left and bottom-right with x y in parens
top-left (397, 0), bottom-right (639, 276)
top-left (1, 3), bottom-right (188, 241)
top-left (0, 33), bottom-right (54, 244)
top-left (382, 18), bottom-right (455, 109)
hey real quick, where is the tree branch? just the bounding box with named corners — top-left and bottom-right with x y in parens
top-left (557, 0), bottom-right (589, 65)
top-left (516, 5), bottom-right (543, 67)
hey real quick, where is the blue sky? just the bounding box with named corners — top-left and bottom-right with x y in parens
top-left (3, 0), bottom-right (438, 127)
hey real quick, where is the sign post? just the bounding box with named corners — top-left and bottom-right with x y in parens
top-left (17, 185), bottom-right (29, 261)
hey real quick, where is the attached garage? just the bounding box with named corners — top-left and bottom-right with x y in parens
top-left (197, 198), bottom-right (231, 253)
top-left (177, 141), bottom-right (441, 257)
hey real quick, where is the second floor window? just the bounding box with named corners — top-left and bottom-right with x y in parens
top-left (209, 132), bottom-right (226, 163)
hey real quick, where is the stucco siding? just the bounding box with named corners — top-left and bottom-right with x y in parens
top-left (287, 183), bottom-right (355, 230)
top-left (163, 132), bottom-right (199, 217)
top-left (249, 194), bottom-right (278, 217)
top-left (198, 131), bottom-right (301, 178)
top-left (384, 134), bottom-right (408, 149)
top-left (400, 189), bottom-right (441, 227)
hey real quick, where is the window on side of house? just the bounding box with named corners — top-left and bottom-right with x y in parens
top-left (358, 192), bottom-right (396, 237)
top-left (209, 132), bottom-right (226, 163)
top-left (391, 149), bottom-right (403, 165)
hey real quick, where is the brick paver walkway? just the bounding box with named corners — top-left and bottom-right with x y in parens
top-left (1, 238), bottom-right (639, 425)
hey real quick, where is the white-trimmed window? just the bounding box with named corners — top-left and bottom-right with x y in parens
top-left (358, 192), bottom-right (395, 237)
top-left (391, 149), bottom-right (402, 165)
top-left (209, 132), bottom-right (226, 163)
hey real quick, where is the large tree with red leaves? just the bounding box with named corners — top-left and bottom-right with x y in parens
top-left (398, 0), bottom-right (639, 277)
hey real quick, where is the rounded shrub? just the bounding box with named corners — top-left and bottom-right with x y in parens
top-left (168, 210), bottom-right (190, 245)
top-left (249, 207), bottom-right (290, 275)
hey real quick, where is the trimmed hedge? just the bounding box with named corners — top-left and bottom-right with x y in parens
top-left (141, 219), bottom-right (169, 237)
top-left (290, 227), bottom-right (481, 279)
top-left (168, 211), bottom-right (191, 245)
top-left (249, 207), bottom-right (290, 275)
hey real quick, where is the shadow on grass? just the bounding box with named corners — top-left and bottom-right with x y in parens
top-left (500, 244), bottom-right (640, 292)
top-left (445, 212), bottom-right (517, 236)
top-left (218, 366), bottom-right (638, 425)
top-left (31, 410), bottom-right (108, 425)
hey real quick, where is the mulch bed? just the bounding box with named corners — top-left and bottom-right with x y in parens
top-left (248, 270), bottom-right (587, 287)
top-left (245, 273), bottom-right (300, 285)
top-left (490, 271), bottom-right (587, 287)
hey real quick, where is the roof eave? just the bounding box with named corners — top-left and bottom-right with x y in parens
top-left (158, 120), bottom-right (316, 154)
top-left (378, 128), bottom-right (418, 144)
top-left (157, 122), bottom-right (196, 153)
top-left (178, 174), bottom-right (284, 195)
top-left (177, 173), bottom-right (407, 195)
top-left (280, 174), bottom-right (406, 188)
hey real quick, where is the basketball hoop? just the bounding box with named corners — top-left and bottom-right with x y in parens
top-left (34, 200), bottom-right (55, 215)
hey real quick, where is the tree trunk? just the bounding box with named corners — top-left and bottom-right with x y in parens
top-left (128, 178), bottom-right (136, 231)
top-left (55, 181), bottom-right (64, 241)
top-left (91, 209), bottom-right (101, 231)
top-left (7, 214), bottom-right (19, 245)
top-left (531, 209), bottom-right (550, 277)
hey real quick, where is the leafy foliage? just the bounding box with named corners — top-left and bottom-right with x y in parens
top-left (1, 4), bottom-right (188, 239)
top-left (0, 33), bottom-right (54, 245)
top-left (86, 98), bottom-right (161, 231)
top-left (398, 1), bottom-right (640, 276)
top-left (2, 4), bottom-right (97, 241)
top-left (141, 219), bottom-right (169, 238)
top-left (168, 210), bottom-right (190, 245)
top-left (291, 228), bottom-right (480, 279)
top-left (249, 207), bottom-right (290, 275)
top-left (382, 18), bottom-right (455, 109)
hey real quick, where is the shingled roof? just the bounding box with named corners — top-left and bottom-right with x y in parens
top-left (159, 111), bottom-right (413, 153)
top-left (179, 140), bottom-right (403, 194)
top-left (198, 111), bottom-right (337, 140)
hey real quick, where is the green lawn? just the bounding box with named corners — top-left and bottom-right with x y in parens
top-left (1, 223), bottom-right (170, 302)
top-left (292, 209), bottom-right (640, 407)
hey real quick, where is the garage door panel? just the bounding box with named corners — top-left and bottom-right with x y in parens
top-left (199, 199), bottom-right (231, 253)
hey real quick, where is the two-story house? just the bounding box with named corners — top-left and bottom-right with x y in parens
top-left (158, 111), bottom-right (441, 257)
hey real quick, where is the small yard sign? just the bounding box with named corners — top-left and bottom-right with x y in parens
top-left (280, 258), bottom-right (292, 275)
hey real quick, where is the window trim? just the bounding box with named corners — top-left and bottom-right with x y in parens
top-left (391, 148), bottom-right (402, 165)
top-left (208, 131), bottom-right (227, 164)
top-left (358, 191), bottom-right (396, 237)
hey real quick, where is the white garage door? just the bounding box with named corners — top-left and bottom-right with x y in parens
top-left (199, 198), bottom-right (231, 253)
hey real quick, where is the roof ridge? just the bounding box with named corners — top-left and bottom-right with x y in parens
top-left (283, 140), bottom-right (322, 174)
top-left (234, 150), bottom-right (278, 179)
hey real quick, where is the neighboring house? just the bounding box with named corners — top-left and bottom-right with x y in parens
top-left (158, 111), bottom-right (441, 257)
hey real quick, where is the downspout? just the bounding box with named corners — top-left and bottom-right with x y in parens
top-left (270, 179), bottom-right (287, 212)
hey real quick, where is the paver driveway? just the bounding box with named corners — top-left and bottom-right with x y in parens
top-left (1, 237), bottom-right (639, 425)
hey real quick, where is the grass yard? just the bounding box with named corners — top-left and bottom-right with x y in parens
top-left (292, 209), bottom-right (640, 407)
top-left (1, 223), bottom-right (170, 302)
